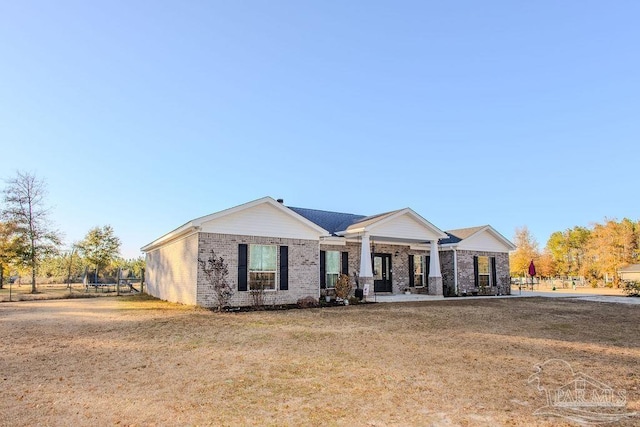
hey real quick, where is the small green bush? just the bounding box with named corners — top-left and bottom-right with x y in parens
top-left (622, 281), bottom-right (640, 297)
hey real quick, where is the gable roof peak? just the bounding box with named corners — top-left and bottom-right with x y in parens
top-left (441, 224), bottom-right (516, 250)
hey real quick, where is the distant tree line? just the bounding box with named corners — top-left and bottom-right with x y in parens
top-left (510, 219), bottom-right (640, 286)
top-left (0, 171), bottom-right (144, 291)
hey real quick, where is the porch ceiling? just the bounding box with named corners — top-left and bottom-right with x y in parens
top-left (345, 235), bottom-right (432, 245)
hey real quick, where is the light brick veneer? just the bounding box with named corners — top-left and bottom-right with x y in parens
top-left (441, 250), bottom-right (511, 296)
top-left (197, 233), bottom-right (320, 307)
top-left (320, 242), bottom-right (433, 295)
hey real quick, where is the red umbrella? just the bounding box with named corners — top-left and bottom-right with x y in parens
top-left (528, 260), bottom-right (536, 277)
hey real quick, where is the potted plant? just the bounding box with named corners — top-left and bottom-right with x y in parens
top-left (320, 288), bottom-right (331, 303)
top-left (334, 274), bottom-right (353, 305)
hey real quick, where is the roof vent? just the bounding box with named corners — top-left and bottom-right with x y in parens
top-left (277, 198), bottom-right (284, 204)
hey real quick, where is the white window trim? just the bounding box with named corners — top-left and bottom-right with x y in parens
top-left (248, 244), bottom-right (278, 291)
top-left (325, 250), bottom-right (340, 289)
top-left (414, 255), bottom-right (426, 288)
top-left (477, 255), bottom-right (491, 287)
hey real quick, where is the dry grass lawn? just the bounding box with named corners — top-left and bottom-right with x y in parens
top-left (0, 283), bottom-right (138, 302)
top-left (1, 296), bottom-right (638, 426)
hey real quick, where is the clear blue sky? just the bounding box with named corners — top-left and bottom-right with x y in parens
top-left (1, 1), bottom-right (638, 259)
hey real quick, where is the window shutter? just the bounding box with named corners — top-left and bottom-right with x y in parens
top-left (491, 256), bottom-right (497, 287)
top-left (279, 246), bottom-right (289, 290)
top-left (238, 244), bottom-right (248, 291)
top-left (473, 256), bottom-right (479, 288)
top-left (341, 252), bottom-right (349, 276)
top-left (425, 256), bottom-right (431, 278)
top-left (320, 250), bottom-right (326, 289)
top-left (408, 255), bottom-right (415, 287)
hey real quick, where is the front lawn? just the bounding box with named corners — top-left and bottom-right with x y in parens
top-left (1, 296), bottom-right (638, 426)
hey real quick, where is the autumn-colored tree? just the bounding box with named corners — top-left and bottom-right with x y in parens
top-left (546, 227), bottom-right (591, 277)
top-left (537, 250), bottom-right (556, 278)
top-left (510, 226), bottom-right (540, 277)
top-left (584, 218), bottom-right (639, 286)
top-left (0, 221), bottom-right (27, 288)
top-left (546, 231), bottom-right (567, 276)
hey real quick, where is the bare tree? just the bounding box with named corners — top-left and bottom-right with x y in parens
top-left (2, 171), bottom-right (61, 293)
top-left (198, 250), bottom-right (233, 311)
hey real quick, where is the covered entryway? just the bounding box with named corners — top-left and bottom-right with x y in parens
top-left (373, 253), bottom-right (392, 292)
top-left (334, 208), bottom-right (448, 297)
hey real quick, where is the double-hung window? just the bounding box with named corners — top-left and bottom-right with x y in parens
top-left (325, 251), bottom-right (340, 288)
top-left (477, 256), bottom-right (490, 287)
top-left (249, 244), bottom-right (277, 290)
top-left (409, 255), bottom-right (429, 287)
top-left (413, 255), bottom-right (426, 287)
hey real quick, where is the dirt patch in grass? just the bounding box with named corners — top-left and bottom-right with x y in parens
top-left (0, 283), bottom-right (139, 302)
top-left (1, 296), bottom-right (638, 426)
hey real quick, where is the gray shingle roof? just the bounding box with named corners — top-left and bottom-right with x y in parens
top-left (440, 226), bottom-right (488, 245)
top-left (288, 206), bottom-right (367, 235)
top-left (344, 210), bottom-right (402, 231)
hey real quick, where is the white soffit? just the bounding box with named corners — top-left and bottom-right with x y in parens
top-left (320, 236), bottom-right (347, 246)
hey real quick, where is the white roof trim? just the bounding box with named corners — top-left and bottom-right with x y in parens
top-left (440, 225), bottom-right (516, 251)
top-left (141, 196), bottom-right (330, 252)
top-left (337, 208), bottom-right (447, 240)
top-left (141, 225), bottom-right (200, 252)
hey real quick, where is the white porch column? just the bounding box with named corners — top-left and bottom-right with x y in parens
top-left (359, 233), bottom-right (373, 279)
top-left (428, 239), bottom-right (443, 296)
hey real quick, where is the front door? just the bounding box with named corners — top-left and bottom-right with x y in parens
top-left (373, 253), bottom-right (392, 293)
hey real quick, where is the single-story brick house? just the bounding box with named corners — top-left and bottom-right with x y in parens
top-left (141, 197), bottom-right (515, 307)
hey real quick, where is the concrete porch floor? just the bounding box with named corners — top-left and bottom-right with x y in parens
top-left (369, 289), bottom-right (638, 305)
top-left (366, 293), bottom-right (444, 303)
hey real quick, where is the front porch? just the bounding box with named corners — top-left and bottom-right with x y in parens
top-left (320, 238), bottom-right (446, 297)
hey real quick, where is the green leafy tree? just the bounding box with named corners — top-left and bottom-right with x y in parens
top-left (1, 171), bottom-right (61, 293)
top-left (36, 246), bottom-right (85, 283)
top-left (78, 225), bottom-right (121, 283)
top-left (117, 256), bottom-right (145, 278)
top-left (546, 231), bottom-right (568, 276)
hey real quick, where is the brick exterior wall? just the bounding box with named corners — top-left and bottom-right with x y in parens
top-left (145, 232), bottom-right (199, 305)
top-left (145, 232), bottom-right (512, 306)
top-left (321, 242), bottom-right (432, 295)
top-left (440, 251), bottom-right (456, 296)
top-left (319, 243), bottom-right (359, 295)
top-left (197, 233), bottom-right (319, 307)
top-left (441, 249), bottom-right (511, 296)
